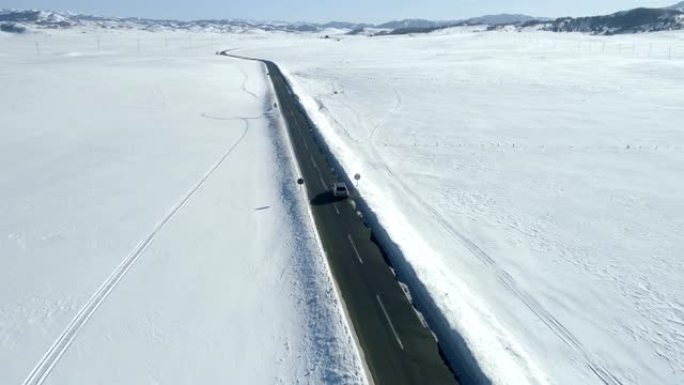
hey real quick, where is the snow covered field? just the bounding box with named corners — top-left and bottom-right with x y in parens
top-left (0, 30), bottom-right (363, 384)
top-left (235, 30), bottom-right (684, 385)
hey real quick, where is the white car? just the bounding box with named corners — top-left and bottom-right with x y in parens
top-left (331, 182), bottom-right (350, 198)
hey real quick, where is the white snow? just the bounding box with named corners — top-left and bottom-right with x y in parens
top-left (0, 30), bottom-right (363, 385)
top-left (234, 30), bottom-right (684, 385)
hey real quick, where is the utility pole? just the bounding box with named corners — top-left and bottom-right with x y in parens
top-left (35, 42), bottom-right (40, 57)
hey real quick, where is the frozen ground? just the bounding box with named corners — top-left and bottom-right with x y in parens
top-left (235, 30), bottom-right (684, 385)
top-left (0, 30), bottom-right (363, 384)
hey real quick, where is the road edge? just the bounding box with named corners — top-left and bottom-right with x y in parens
top-left (257, 59), bottom-right (374, 385)
top-left (271, 63), bottom-right (478, 384)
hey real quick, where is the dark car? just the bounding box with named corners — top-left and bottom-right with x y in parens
top-left (331, 182), bottom-right (350, 198)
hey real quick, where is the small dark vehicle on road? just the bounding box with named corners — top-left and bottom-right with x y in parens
top-left (332, 182), bottom-right (350, 198)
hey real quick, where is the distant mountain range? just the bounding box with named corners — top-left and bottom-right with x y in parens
top-left (666, 1), bottom-right (684, 10)
top-left (0, 10), bottom-right (550, 35)
top-left (1, 3), bottom-right (683, 35)
top-left (373, 4), bottom-right (684, 35)
top-left (0, 10), bottom-right (366, 33)
top-left (361, 14), bottom-right (544, 35)
top-left (356, 14), bottom-right (541, 35)
top-left (518, 5), bottom-right (684, 34)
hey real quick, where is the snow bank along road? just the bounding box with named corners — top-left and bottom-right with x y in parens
top-left (0, 30), bottom-right (363, 385)
top-left (224, 51), bottom-right (459, 385)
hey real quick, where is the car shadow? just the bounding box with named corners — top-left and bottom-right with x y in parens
top-left (310, 191), bottom-right (345, 206)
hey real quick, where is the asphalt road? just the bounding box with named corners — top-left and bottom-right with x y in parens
top-left (223, 52), bottom-right (459, 385)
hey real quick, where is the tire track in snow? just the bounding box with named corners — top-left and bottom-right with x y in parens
top-left (368, 86), bottom-right (401, 140)
top-left (364, 87), bottom-right (624, 385)
top-left (200, 113), bottom-right (261, 121)
top-left (231, 62), bottom-right (259, 100)
top-left (21, 119), bottom-right (251, 385)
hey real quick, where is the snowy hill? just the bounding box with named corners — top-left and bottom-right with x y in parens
top-left (378, 5), bottom-right (684, 35)
top-left (666, 1), bottom-right (684, 11)
top-left (377, 18), bottom-right (441, 29)
top-left (370, 14), bottom-right (541, 35)
top-left (534, 7), bottom-right (684, 34)
top-left (503, 2), bottom-right (684, 34)
top-left (465, 13), bottom-right (540, 25)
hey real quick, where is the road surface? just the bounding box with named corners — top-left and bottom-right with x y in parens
top-left (223, 53), bottom-right (459, 385)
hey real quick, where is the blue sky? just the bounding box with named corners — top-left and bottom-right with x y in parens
top-left (0, 0), bottom-right (677, 23)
